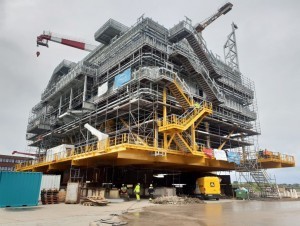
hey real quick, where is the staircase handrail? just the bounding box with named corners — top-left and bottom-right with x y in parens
top-left (173, 75), bottom-right (191, 97)
top-left (171, 40), bottom-right (224, 102)
top-left (182, 20), bottom-right (219, 68)
top-left (189, 55), bottom-right (225, 101)
top-left (159, 101), bottom-right (212, 127)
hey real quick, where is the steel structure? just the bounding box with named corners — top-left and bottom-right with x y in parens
top-left (17, 13), bottom-right (294, 196)
top-left (224, 22), bottom-right (240, 71)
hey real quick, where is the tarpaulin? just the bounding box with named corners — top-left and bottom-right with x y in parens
top-left (97, 81), bottom-right (108, 96)
top-left (213, 149), bottom-right (228, 161)
top-left (227, 151), bottom-right (241, 165)
top-left (203, 148), bottom-right (213, 158)
top-left (114, 68), bottom-right (131, 89)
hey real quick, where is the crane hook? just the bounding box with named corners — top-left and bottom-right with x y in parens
top-left (36, 51), bottom-right (40, 57)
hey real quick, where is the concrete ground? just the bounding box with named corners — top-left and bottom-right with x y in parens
top-left (1, 199), bottom-right (300, 226)
top-left (0, 200), bottom-right (153, 226)
top-left (122, 199), bottom-right (300, 226)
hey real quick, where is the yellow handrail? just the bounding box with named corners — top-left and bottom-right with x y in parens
top-left (158, 101), bottom-right (212, 128)
top-left (257, 150), bottom-right (295, 164)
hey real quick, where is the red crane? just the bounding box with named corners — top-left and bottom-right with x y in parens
top-left (36, 31), bottom-right (97, 54)
top-left (12, 151), bottom-right (40, 157)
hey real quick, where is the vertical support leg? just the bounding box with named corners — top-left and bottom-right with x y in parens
top-left (205, 122), bottom-right (210, 148)
top-left (83, 75), bottom-right (87, 102)
top-left (154, 110), bottom-right (158, 149)
top-left (58, 95), bottom-right (62, 115)
top-left (163, 87), bottom-right (167, 149)
top-left (241, 134), bottom-right (246, 161)
top-left (191, 124), bottom-right (196, 152)
top-left (69, 88), bottom-right (73, 109)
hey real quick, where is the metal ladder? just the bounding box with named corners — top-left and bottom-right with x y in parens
top-left (235, 149), bottom-right (281, 199)
top-left (70, 168), bottom-right (83, 183)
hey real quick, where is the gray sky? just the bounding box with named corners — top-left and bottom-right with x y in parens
top-left (0, 0), bottom-right (299, 183)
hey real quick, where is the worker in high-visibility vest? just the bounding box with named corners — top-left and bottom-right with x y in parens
top-left (194, 102), bottom-right (200, 108)
top-left (134, 183), bottom-right (141, 201)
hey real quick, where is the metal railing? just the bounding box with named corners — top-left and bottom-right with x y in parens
top-left (157, 101), bottom-right (212, 128)
top-left (16, 133), bottom-right (161, 170)
top-left (132, 66), bottom-right (191, 96)
top-left (257, 151), bottom-right (295, 164)
top-left (16, 127), bottom-right (213, 171)
top-left (169, 42), bottom-right (224, 102)
top-left (41, 61), bottom-right (97, 101)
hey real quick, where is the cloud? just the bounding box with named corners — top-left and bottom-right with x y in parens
top-left (0, 0), bottom-right (299, 183)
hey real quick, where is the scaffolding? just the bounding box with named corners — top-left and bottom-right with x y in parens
top-left (18, 16), bottom-right (294, 197)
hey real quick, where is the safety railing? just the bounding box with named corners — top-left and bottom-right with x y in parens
top-left (27, 114), bottom-right (51, 131)
top-left (157, 101), bottom-right (212, 129)
top-left (15, 133), bottom-right (165, 170)
top-left (41, 61), bottom-right (97, 100)
top-left (132, 66), bottom-right (191, 97)
top-left (170, 41), bottom-right (224, 103)
top-left (257, 150), bottom-right (295, 165)
top-left (281, 154), bottom-right (295, 164)
top-left (15, 129), bottom-right (218, 171)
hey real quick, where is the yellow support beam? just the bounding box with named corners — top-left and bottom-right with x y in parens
top-left (174, 133), bottom-right (194, 153)
top-left (15, 132), bottom-right (295, 172)
top-left (218, 129), bottom-right (235, 150)
top-left (167, 133), bottom-right (175, 149)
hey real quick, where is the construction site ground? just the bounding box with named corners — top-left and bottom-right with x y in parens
top-left (1, 199), bottom-right (300, 226)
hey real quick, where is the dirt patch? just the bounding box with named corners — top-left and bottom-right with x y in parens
top-left (152, 196), bottom-right (204, 205)
top-left (121, 204), bottom-right (206, 226)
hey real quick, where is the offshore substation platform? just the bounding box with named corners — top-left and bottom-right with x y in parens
top-left (16, 3), bottom-right (294, 197)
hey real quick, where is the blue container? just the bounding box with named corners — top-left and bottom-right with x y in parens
top-left (0, 171), bottom-right (42, 207)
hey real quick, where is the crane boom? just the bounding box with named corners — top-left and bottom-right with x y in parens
top-left (194, 2), bottom-right (233, 33)
top-left (12, 151), bottom-right (40, 157)
top-left (36, 31), bottom-right (97, 52)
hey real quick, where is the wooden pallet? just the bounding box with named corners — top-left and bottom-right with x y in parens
top-left (41, 189), bottom-right (59, 205)
top-left (81, 196), bottom-right (108, 206)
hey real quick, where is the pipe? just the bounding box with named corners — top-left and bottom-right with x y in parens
top-left (84, 123), bottom-right (108, 141)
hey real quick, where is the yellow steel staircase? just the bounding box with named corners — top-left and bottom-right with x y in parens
top-left (158, 101), bottom-right (212, 133)
top-left (168, 77), bottom-right (192, 110)
top-left (158, 73), bottom-right (213, 155)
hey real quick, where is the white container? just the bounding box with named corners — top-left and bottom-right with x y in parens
top-left (39, 175), bottom-right (61, 201)
top-left (46, 144), bottom-right (74, 162)
top-left (40, 175), bottom-right (61, 190)
top-left (65, 182), bottom-right (80, 204)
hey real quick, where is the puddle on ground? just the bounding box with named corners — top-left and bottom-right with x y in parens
top-left (122, 200), bottom-right (300, 226)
